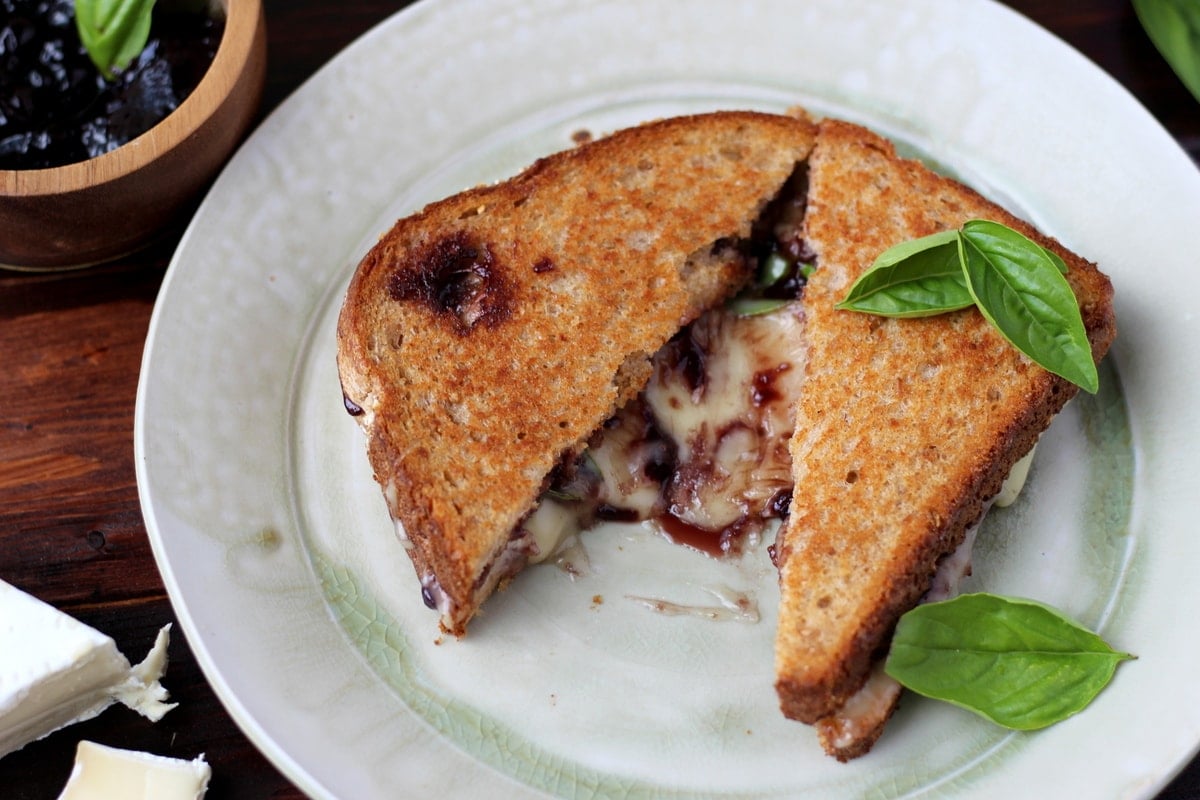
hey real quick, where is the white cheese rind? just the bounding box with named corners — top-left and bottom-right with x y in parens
top-left (56, 740), bottom-right (210, 800)
top-left (0, 580), bottom-right (176, 758)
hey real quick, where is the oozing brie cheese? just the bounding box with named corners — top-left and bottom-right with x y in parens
top-left (523, 498), bottom-right (578, 565)
top-left (0, 580), bottom-right (176, 757)
top-left (994, 444), bottom-right (1038, 508)
top-left (55, 741), bottom-right (210, 800)
top-left (643, 303), bottom-right (806, 534)
top-left (815, 663), bottom-right (903, 754)
top-left (526, 302), bottom-right (807, 560)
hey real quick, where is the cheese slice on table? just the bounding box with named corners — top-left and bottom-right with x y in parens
top-left (56, 741), bottom-right (210, 800)
top-left (0, 579), bottom-right (176, 757)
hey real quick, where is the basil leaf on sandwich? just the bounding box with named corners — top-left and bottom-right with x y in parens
top-left (885, 593), bottom-right (1134, 730)
top-left (728, 297), bottom-right (791, 316)
top-left (836, 220), bottom-right (1099, 394)
top-left (958, 220), bottom-right (1098, 394)
top-left (835, 229), bottom-right (973, 317)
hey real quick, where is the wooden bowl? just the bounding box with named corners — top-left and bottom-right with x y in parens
top-left (0, 0), bottom-right (267, 270)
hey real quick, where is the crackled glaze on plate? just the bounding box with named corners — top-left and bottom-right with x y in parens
top-left (136, 0), bottom-right (1200, 798)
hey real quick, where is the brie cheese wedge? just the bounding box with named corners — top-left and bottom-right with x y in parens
top-left (0, 580), bottom-right (176, 757)
top-left (56, 740), bottom-right (210, 799)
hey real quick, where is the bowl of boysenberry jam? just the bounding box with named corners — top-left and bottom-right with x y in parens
top-left (0, 0), bottom-right (265, 270)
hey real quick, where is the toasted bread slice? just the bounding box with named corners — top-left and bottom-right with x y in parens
top-left (337, 111), bottom-right (818, 636)
top-left (773, 119), bottom-right (1116, 757)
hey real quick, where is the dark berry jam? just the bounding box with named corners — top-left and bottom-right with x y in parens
top-left (0, 0), bottom-right (224, 170)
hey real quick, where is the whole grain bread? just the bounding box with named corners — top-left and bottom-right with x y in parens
top-left (337, 111), bottom-right (818, 637)
top-left (773, 119), bottom-right (1116, 756)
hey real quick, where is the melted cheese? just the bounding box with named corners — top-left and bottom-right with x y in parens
top-left (995, 444), bottom-right (1037, 508)
top-left (625, 584), bottom-right (760, 623)
top-left (524, 498), bottom-right (578, 564)
top-left (529, 302), bottom-right (808, 552)
top-left (644, 304), bottom-right (806, 532)
top-left (815, 663), bottom-right (903, 754)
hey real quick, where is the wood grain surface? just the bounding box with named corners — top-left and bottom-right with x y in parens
top-left (1, 1), bottom-right (1197, 797)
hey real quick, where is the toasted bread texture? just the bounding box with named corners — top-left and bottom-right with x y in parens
top-left (773, 120), bottom-right (1116, 750)
top-left (337, 111), bottom-right (818, 636)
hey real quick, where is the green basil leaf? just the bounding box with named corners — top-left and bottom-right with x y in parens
top-left (75, 0), bottom-right (158, 80)
top-left (959, 220), bottom-right (1099, 393)
top-left (1040, 244), bottom-right (1068, 275)
top-left (871, 228), bottom-right (960, 267)
top-left (728, 297), bottom-right (790, 317)
top-left (885, 593), bottom-right (1134, 730)
top-left (1133, 0), bottom-right (1200, 104)
top-left (758, 251), bottom-right (792, 286)
top-left (835, 230), bottom-right (974, 318)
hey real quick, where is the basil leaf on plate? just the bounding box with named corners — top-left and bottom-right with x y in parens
top-left (958, 220), bottom-right (1099, 393)
top-left (836, 229), bottom-right (975, 317)
top-left (1133, 0), bottom-right (1200, 103)
top-left (885, 593), bottom-right (1134, 730)
top-left (76, 0), bottom-right (158, 80)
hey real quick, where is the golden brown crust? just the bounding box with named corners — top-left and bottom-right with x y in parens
top-left (337, 111), bottom-right (818, 636)
top-left (774, 119), bottom-right (1116, 728)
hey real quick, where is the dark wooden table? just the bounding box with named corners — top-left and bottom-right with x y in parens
top-left (2, 2), bottom-right (1197, 797)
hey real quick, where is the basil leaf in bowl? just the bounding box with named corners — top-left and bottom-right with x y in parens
top-left (76, 0), bottom-right (158, 80)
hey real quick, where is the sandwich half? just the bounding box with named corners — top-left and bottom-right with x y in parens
top-left (772, 119), bottom-right (1117, 759)
top-left (336, 111), bottom-right (818, 636)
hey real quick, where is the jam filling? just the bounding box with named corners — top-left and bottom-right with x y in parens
top-left (387, 231), bottom-right (514, 334)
